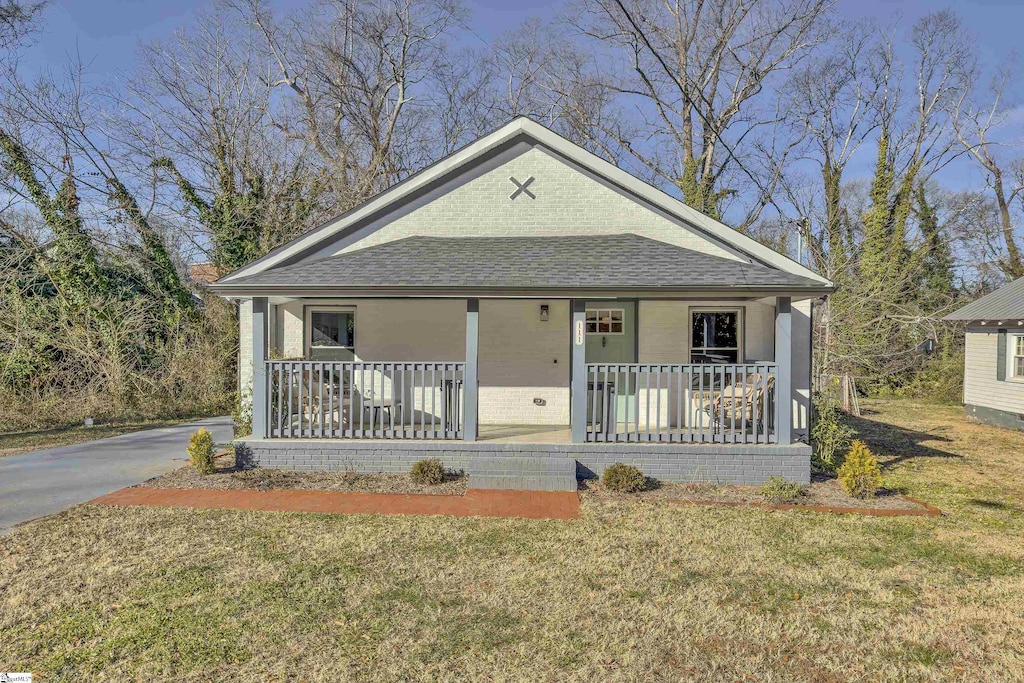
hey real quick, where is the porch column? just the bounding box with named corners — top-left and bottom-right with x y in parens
top-left (251, 296), bottom-right (269, 439)
top-left (464, 298), bottom-right (479, 441)
top-left (774, 296), bottom-right (793, 445)
top-left (571, 299), bottom-right (587, 443)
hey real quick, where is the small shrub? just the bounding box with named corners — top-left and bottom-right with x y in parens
top-left (601, 463), bottom-right (647, 493)
top-left (837, 440), bottom-right (883, 499)
top-left (760, 476), bottom-right (806, 504)
top-left (411, 458), bottom-right (445, 485)
top-left (187, 428), bottom-right (216, 475)
top-left (811, 395), bottom-right (855, 472)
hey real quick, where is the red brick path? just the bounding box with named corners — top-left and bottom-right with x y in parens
top-left (91, 487), bottom-right (580, 520)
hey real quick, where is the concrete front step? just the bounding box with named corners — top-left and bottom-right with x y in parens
top-left (468, 456), bottom-right (578, 491)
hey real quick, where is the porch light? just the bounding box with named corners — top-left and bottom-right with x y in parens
top-left (540, 304), bottom-right (549, 322)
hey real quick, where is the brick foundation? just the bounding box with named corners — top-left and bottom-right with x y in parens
top-left (234, 439), bottom-right (811, 486)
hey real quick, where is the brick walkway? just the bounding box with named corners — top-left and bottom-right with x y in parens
top-left (90, 487), bottom-right (580, 520)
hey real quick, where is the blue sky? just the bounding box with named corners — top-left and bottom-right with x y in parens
top-left (20, 0), bottom-right (1024, 193)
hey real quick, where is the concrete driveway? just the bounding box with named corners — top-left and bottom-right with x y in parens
top-left (0, 416), bottom-right (234, 533)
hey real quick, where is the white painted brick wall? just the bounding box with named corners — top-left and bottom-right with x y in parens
top-left (479, 299), bottom-right (570, 425)
top-left (335, 147), bottom-right (742, 261)
top-left (244, 297), bottom-right (570, 425)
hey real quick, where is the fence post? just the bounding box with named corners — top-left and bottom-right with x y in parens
top-left (251, 297), bottom-right (269, 439)
top-left (774, 297), bottom-right (792, 445)
top-left (464, 299), bottom-right (479, 441)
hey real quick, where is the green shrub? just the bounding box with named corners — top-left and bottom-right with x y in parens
top-left (837, 440), bottom-right (883, 499)
top-left (410, 458), bottom-right (445, 485)
top-left (187, 428), bottom-right (216, 475)
top-left (760, 476), bottom-right (806, 504)
top-left (601, 463), bottom-right (647, 493)
top-left (811, 395), bottom-right (855, 472)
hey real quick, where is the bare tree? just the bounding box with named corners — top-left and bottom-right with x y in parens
top-left (949, 60), bottom-right (1024, 280)
top-left (541, 0), bottom-right (835, 226)
top-left (778, 21), bottom-right (892, 279)
top-left (0, 0), bottom-right (43, 50)
top-left (122, 3), bottom-right (327, 273)
top-left (241, 0), bottom-right (467, 208)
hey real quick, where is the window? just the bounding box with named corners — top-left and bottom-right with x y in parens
top-left (306, 308), bottom-right (354, 360)
top-left (1012, 334), bottom-right (1024, 379)
top-left (586, 308), bottom-right (624, 334)
top-left (691, 309), bottom-right (740, 364)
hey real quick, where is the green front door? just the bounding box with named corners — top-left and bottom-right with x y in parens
top-left (585, 302), bottom-right (636, 423)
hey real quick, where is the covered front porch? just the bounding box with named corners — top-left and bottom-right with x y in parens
top-left (245, 294), bottom-right (800, 447)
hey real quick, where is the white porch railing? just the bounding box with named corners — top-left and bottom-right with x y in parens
top-left (584, 363), bottom-right (776, 444)
top-left (265, 361), bottom-right (465, 439)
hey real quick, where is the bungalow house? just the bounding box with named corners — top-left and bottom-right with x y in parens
top-left (944, 277), bottom-right (1024, 430)
top-left (210, 117), bottom-right (833, 485)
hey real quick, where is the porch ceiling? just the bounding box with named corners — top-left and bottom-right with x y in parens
top-left (211, 234), bottom-right (832, 296)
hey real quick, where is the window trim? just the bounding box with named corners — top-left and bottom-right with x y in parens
top-left (1009, 332), bottom-right (1024, 381)
top-left (303, 306), bottom-right (356, 358)
top-left (688, 307), bottom-right (744, 364)
top-left (585, 307), bottom-right (626, 336)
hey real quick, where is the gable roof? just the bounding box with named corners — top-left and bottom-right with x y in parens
top-left (213, 117), bottom-right (831, 288)
top-left (212, 234), bottom-right (828, 295)
top-left (944, 278), bottom-right (1024, 321)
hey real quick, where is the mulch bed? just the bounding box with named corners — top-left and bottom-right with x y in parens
top-left (141, 451), bottom-right (467, 496)
top-left (581, 474), bottom-right (940, 517)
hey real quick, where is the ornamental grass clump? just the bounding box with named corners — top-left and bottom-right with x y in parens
top-left (837, 440), bottom-right (883, 499)
top-left (411, 458), bottom-right (445, 485)
top-left (760, 476), bottom-right (806, 504)
top-left (601, 463), bottom-right (647, 493)
top-left (187, 428), bottom-right (216, 475)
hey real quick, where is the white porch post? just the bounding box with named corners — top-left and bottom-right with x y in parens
top-left (571, 299), bottom-right (587, 443)
top-left (251, 296), bottom-right (269, 439)
top-left (774, 296), bottom-right (793, 445)
top-left (464, 298), bottom-right (479, 441)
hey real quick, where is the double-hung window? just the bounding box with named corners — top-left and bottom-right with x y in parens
top-left (690, 309), bottom-right (741, 364)
top-left (306, 308), bottom-right (354, 360)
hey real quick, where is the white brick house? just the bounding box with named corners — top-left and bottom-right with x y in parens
top-left (212, 117), bottom-right (832, 485)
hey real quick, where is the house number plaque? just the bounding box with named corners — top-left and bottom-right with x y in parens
top-left (575, 320), bottom-right (584, 345)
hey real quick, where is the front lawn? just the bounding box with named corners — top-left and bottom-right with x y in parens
top-left (2, 399), bottom-right (1023, 681)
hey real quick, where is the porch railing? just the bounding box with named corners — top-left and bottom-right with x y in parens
top-left (584, 363), bottom-right (776, 444)
top-left (265, 361), bottom-right (465, 439)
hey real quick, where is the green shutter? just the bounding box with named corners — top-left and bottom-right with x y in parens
top-left (997, 329), bottom-right (1007, 381)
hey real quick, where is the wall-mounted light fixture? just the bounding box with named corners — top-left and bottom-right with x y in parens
top-left (539, 304), bottom-right (549, 322)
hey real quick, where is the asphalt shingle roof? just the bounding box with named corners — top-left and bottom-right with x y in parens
top-left (944, 277), bottom-right (1024, 321)
top-left (219, 234), bottom-right (828, 291)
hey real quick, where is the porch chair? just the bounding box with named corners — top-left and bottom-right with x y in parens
top-left (282, 370), bottom-right (351, 433)
top-left (692, 373), bottom-right (774, 435)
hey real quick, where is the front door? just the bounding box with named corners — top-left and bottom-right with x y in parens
top-left (584, 302), bottom-right (636, 426)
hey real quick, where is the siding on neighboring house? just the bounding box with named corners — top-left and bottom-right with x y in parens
top-left (331, 147), bottom-right (744, 262)
top-left (964, 327), bottom-right (1024, 414)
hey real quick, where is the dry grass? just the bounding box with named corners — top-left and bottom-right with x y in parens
top-left (2, 399), bottom-right (1024, 681)
top-left (0, 418), bottom-right (189, 458)
top-left (143, 451), bottom-right (467, 495)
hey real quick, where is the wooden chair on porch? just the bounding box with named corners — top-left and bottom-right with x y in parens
top-left (692, 373), bottom-right (774, 435)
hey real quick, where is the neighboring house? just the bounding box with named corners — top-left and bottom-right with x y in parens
top-left (210, 117), bottom-right (833, 485)
top-left (944, 278), bottom-right (1024, 430)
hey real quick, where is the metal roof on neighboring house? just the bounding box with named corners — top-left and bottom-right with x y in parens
top-left (944, 277), bottom-right (1024, 322)
top-left (209, 234), bottom-right (830, 294)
